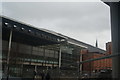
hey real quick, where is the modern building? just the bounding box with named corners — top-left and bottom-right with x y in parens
top-left (2, 16), bottom-right (65, 79)
top-left (1, 16), bottom-right (83, 79)
top-left (1, 16), bottom-right (106, 79)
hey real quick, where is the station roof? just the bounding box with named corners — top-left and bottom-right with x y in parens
top-left (2, 16), bottom-right (65, 46)
top-left (2, 16), bottom-right (106, 53)
top-left (63, 36), bottom-right (106, 54)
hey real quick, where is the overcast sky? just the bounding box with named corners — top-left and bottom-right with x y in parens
top-left (1, 1), bottom-right (111, 50)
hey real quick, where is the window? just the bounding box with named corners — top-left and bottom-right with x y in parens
top-left (45, 49), bottom-right (50, 57)
top-left (55, 51), bottom-right (58, 58)
top-left (18, 44), bottom-right (31, 54)
top-left (49, 50), bottom-right (54, 57)
top-left (2, 40), bottom-right (8, 50)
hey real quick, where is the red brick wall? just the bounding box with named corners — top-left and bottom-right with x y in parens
top-left (106, 42), bottom-right (112, 69)
top-left (106, 42), bottom-right (112, 55)
top-left (81, 42), bottom-right (112, 73)
top-left (82, 52), bottom-right (92, 72)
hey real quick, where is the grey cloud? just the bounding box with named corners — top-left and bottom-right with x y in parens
top-left (2, 2), bottom-right (111, 50)
top-left (2, 2), bottom-right (109, 19)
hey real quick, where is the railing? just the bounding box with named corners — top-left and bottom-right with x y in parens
top-left (80, 53), bottom-right (120, 64)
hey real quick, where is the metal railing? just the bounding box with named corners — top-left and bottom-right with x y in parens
top-left (80, 53), bottom-right (120, 64)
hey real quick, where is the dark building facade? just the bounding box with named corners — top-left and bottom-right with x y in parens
top-left (1, 16), bottom-right (106, 79)
top-left (1, 16), bottom-right (83, 79)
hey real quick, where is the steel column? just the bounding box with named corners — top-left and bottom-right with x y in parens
top-left (0, 16), bottom-right (2, 80)
top-left (58, 47), bottom-right (61, 80)
top-left (6, 29), bottom-right (13, 80)
top-left (58, 47), bottom-right (61, 68)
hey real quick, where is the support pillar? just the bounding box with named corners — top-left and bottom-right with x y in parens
top-left (0, 16), bottom-right (2, 80)
top-left (109, 2), bottom-right (120, 79)
top-left (80, 53), bottom-right (82, 76)
top-left (58, 47), bottom-right (61, 68)
top-left (58, 47), bottom-right (61, 80)
top-left (6, 30), bottom-right (13, 80)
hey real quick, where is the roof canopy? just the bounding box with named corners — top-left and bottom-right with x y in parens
top-left (2, 16), bottom-right (65, 46)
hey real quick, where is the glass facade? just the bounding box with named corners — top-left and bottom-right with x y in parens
top-left (2, 40), bottom-right (81, 79)
top-left (2, 40), bottom-right (59, 78)
top-left (2, 17), bottom-right (82, 79)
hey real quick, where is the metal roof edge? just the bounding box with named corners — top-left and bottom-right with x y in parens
top-left (2, 15), bottom-right (66, 39)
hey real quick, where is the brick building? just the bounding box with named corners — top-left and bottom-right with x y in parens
top-left (105, 42), bottom-right (112, 69)
top-left (106, 42), bottom-right (112, 55)
top-left (81, 42), bottom-right (112, 74)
